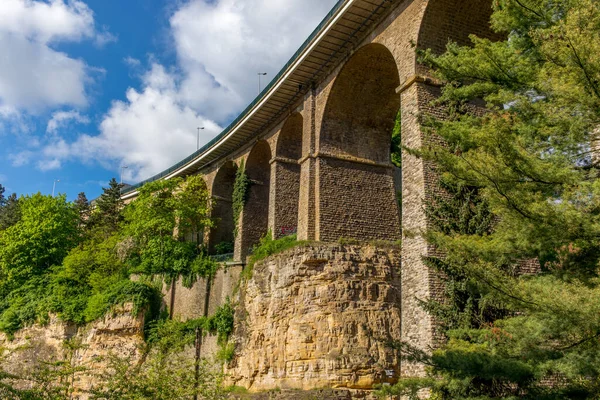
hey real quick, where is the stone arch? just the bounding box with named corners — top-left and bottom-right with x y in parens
top-left (209, 161), bottom-right (237, 255)
top-left (271, 113), bottom-right (303, 238)
top-left (237, 140), bottom-right (272, 259)
top-left (276, 113), bottom-right (303, 160)
top-left (316, 43), bottom-right (401, 242)
top-left (320, 43), bottom-right (401, 164)
top-left (416, 0), bottom-right (502, 71)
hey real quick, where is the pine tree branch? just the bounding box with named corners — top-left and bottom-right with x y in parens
top-left (483, 48), bottom-right (520, 86)
top-left (513, 0), bottom-right (543, 18)
top-left (566, 36), bottom-right (600, 100)
top-left (471, 269), bottom-right (540, 307)
top-left (458, 154), bottom-right (539, 221)
top-left (558, 332), bottom-right (600, 351)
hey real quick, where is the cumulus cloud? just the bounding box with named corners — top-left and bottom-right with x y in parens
top-left (42, 65), bottom-right (222, 181)
top-left (171, 0), bottom-right (338, 122)
top-left (46, 110), bottom-right (90, 134)
top-left (37, 158), bottom-right (61, 171)
top-left (0, 0), bottom-right (95, 44)
top-left (9, 150), bottom-right (34, 167)
top-left (36, 0), bottom-right (338, 181)
top-left (0, 0), bottom-right (110, 115)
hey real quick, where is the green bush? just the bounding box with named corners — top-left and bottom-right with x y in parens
top-left (84, 280), bottom-right (161, 323)
top-left (216, 343), bottom-right (235, 363)
top-left (147, 301), bottom-right (235, 355)
top-left (214, 241), bottom-right (234, 255)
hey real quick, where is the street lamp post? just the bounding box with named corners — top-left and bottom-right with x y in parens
top-left (258, 72), bottom-right (267, 94)
top-left (52, 179), bottom-right (60, 197)
top-left (120, 166), bottom-right (129, 185)
top-left (197, 127), bottom-right (205, 151)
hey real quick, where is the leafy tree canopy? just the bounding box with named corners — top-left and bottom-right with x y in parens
top-left (0, 194), bottom-right (78, 295)
top-left (0, 184), bottom-right (21, 231)
top-left (123, 175), bottom-right (215, 279)
top-left (0, 174), bottom-right (216, 336)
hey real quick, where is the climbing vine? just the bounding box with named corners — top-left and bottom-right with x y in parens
top-left (232, 160), bottom-right (250, 237)
top-left (391, 110), bottom-right (401, 168)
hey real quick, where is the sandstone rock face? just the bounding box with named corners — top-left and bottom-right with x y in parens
top-left (0, 303), bottom-right (145, 398)
top-left (228, 244), bottom-right (402, 392)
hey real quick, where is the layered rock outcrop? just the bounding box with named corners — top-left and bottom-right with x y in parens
top-left (228, 244), bottom-right (402, 392)
top-left (0, 303), bottom-right (145, 398)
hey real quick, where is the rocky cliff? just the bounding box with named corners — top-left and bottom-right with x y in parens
top-left (0, 303), bottom-right (146, 398)
top-left (228, 244), bottom-right (402, 392)
top-left (0, 244), bottom-right (402, 398)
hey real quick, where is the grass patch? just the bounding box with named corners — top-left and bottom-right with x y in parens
top-left (241, 232), bottom-right (308, 281)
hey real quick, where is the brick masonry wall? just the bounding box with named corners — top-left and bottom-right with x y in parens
top-left (270, 161), bottom-right (301, 238)
top-left (167, 265), bottom-right (243, 358)
top-left (297, 90), bottom-right (317, 241)
top-left (399, 81), bottom-right (432, 377)
top-left (317, 156), bottom-right (401, 242)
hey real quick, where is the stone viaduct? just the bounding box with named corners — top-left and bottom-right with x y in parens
top-left (122, 0), bottom-right (499, 384)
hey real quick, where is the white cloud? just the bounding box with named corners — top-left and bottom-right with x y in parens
top-left (41, 64), bottom-right (222, 181)
top-left (95, 27), bottom-right (117, 47)
top-left (9, 150), bottom-right (34, 167)
top-left (40, 0), bottom-right (338, 181)
top-left (170, 0), bottom-right (338, 122)
top-left (124, 56), bottom-right (141, 68)
top-left (0, 104), bottom-right (32, 134)
top-left (47, 110), bottom-right (90, 134)
top-left (0, 0), bottom-right (112, 115)
top-left (37, 158), bottom-right (61, 171)
top-left (0, 33), bottom-right (89, 111)
top-left (0, 0), bottom-right (95, 44)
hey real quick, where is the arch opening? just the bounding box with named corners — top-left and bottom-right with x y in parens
top-left (317, 43), bottom-right (402, 242)
top-left (272, 113), bottom-right (303, 238)
top-left (321, 43), bottom-right (401, 164)
top-left (209, 161), bottom-right (238, 255)
top-left (239, 140), bottom-right (272, 257)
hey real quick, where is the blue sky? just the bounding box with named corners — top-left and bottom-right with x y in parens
top-left (0, 0), bottom-right (338, 200)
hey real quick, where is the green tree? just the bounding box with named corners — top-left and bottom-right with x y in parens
top-left (0, 194), bottom-right (78, 294)
top-left (124, 175), bottom-right (214, 280)
top-left (381, 0), bottom-right (600, 398)
top-left (91, 178), bottom-right (123, 233)
top-left (0, 193), bottom-right (21, 231)
top-left (74, 192), bottom-right (91, 231)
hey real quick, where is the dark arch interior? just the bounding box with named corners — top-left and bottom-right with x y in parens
top-left (320, 43), bottom-right (401, 164)
top-left (241, 140), bottom-right (272, 254)
top-left (276, 113), bottom-right (303, 160)
top-left (209, 161), bottom-right (238, 254)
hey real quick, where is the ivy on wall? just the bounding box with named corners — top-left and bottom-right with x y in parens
top-left (391, 110), bottom-right (402, 168)
top-left (232, 160), bottom-right (250, 237)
